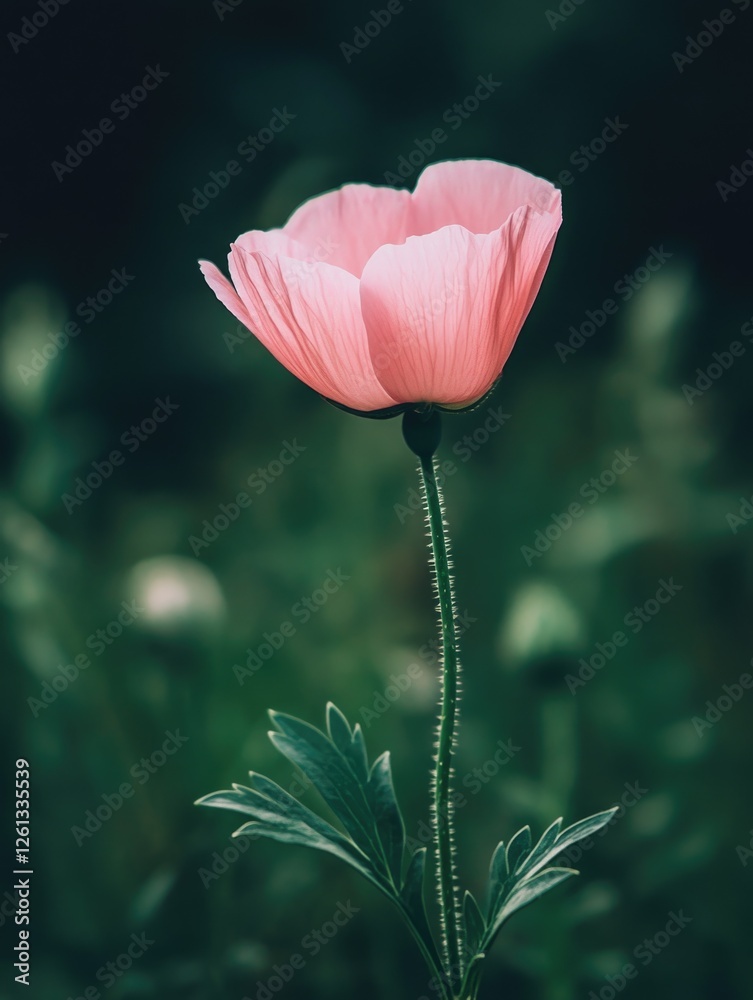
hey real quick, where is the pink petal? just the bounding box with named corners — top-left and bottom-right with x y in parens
top-left (283, 183), bottom-right (413, 277)
top-left (199, 259), bottom-right (253, 329)
top-left (234, 229), bottom-right (309, 259)
top-left (227, 244), bottom-right (397, 410)
top-left (359, 206), bottom-right (562, 407)
top-left (411, 159), bottom-right (561, 237)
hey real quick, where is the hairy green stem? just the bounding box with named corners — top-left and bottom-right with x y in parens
top-left (419, 451), bottom-right (464, 990)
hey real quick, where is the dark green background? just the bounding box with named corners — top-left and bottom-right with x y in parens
top-left (2, 1), bottom-right (752, 997)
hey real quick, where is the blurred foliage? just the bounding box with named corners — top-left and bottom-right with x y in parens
top-left (1, 1), bottom-right (752, 998)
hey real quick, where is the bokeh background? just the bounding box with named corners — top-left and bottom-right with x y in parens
top-left (2, 1), bottom-right (752, 998)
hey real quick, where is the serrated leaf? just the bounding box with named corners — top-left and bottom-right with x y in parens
top-left (517, 809), bottom-right (618, 881)
top-left (269, 711), bottom-right (387, 870)
top-left (487, 825), bottom-right (532, 921)
top-left (326, 700), bottom-right (353, 750)
top-left (488, 840), bottom-right (506, 888)
top-left (400, 849), bottom-right (443, 973)
top-left (367, 751), bottom-right (405, 886)
top-left (516, 817), bottom-right (562, 880)
top-left (463, 890), bottom-right (486, 959)
top-left (505, 825), bottom-right (532, 877)
top-left (232, 819), bottom-right (382, 885)
top-left (326, 702), bottom-right (369, 784)
top-left (351, 724), bottom-right (369, 779)
top-left (480, 808), bottom-right (614, 959)
top-left (487, 839), bottom-right (508, 920)
top-left (199, 777), bottom-right (353, 851)
top-left (484, 868), bottom-right (578, 948)
top-left (198, 706), bottom-right (443, 990)
top-left (545, 808), bottom-right (618, 868)
top-left (196, 780), bottom-right (377, 885)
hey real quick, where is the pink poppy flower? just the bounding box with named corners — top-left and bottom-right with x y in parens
top-left (200, 159), bottom-right (562, 414)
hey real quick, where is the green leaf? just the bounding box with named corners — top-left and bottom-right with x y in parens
top-left (489, 839), bottom-right (506, 889)
top-left (508, 809), bottom-right (618, 885)
top-left (367, 751), bottom-right (405, 886)
top-left (351, 725), bottom-right (369, 779)
top-left (505, 824), bottom-right (532, 877)
top-left (197, 777), bottom-right (352, 852)
top-left (487, 840), bottom-right (508, 921)
top-left (463, 890), bottom-right (486, 959)
top-left (400, 848), bottom-right (443, 973)
top-left (198, 706), bottom-right (416, 920)
top-left (486, 825), bottom-right (531, 921)
top-left (535, 808), bottom-right (618, 874)
top-left (326, 702), bottom-right (369, 784)
top-left (196, 777), bottom-right (379, 887)
top-left (198, 705), bottom-right (443, 993)
top-left (485, 868), bottom-right (578, 945)
top-left (516, 817), bottom-right (562, 880)
top-left (481, 808), bottom-right (616, 955)
top-left (269, 710), bottom-right (387, 871)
